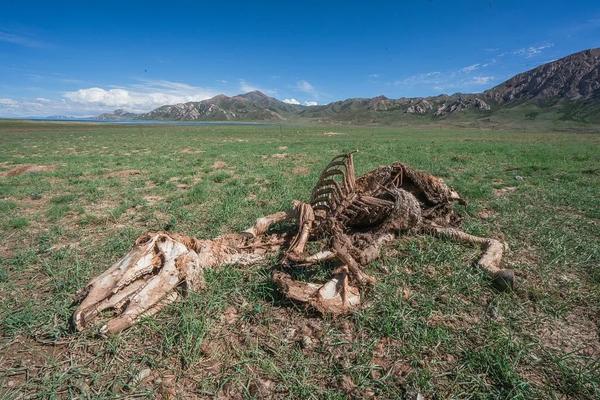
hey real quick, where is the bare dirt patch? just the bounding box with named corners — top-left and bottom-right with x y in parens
top-left (0, 164), bottom-right (56, 177)
top-left (370, 337), bottom-right (411, 381)
top-left (277, 146), bottom-right (288, 150)
top-left (478, 209), bottom-right (496, 219)
top-left (323, 131), bottom-right (347, 136)
top-left (0, 336), bottom-right (67, 389)
top-left (493, 186), bottom-right (517, 197)
top-left (105, 169), bottom-right (142, 178)
top-left (212, 160), bottom-right (227, 170)
top-left (179, 147), bottom-right (202, 154)
top-left (292, 166), bottom-right (310, 176)
top-left (538, 310), bottom-right (600, 357)
top-left (143, 195), bottom-right (163, 204)
top-left (271, 153), bottom-right (288, 159)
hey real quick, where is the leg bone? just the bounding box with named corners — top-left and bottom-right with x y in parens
top-left (426, 226), bottom-right (513, 290)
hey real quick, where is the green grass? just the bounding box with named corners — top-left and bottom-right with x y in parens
top-left (0, 120), bottom-right (599, 399)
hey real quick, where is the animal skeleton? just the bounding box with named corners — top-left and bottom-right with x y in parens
top-left (73, 153), bottom-right (513, 335)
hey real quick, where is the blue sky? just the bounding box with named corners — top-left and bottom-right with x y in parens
top-left (0, 0), bottom-right (599, 117)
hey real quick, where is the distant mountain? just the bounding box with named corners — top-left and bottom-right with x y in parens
top-left (98, 48), bottom-right (600, 124)
top-left (484, 48), bottom-right (600, 104)
top-left (142, 91), bottom-right (301, 121)
top-left (97, 109), bottom-right (138, 120)
top-left (296, 94), bottom-right (491, 123)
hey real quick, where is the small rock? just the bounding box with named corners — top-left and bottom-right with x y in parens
top-left (478, 209), bottom-right (495, 219)
top-left (301, 335), bottom-right (315, 349)
top-left (131, 368), bottom-right (151, 386)
top-left (212, 160), bottom-right (227, 169)
top-left (340, 375), bottom-right (356, 393)
top-left (222, 306), bottom-right (239, 324)
top-left (250, 378), bottom-right (275, 397)
top-left (493, 186), bottom-right (517, 197)
top-left (515, 175), bottom-right (524, 181)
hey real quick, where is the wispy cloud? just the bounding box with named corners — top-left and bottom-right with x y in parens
top-left (295, 80), bottom-right (317, 96)
top-left (238, 79), bottom-right (276, 95)
top-left (469, 76), bottom-right (494, 84)
top-left (394, 72), bottom-right (442, 86)
top-left (394, 68), bottom-right (494, 93)
top-left (0, 30), bottom-right (47, 48)
top-left (283, 98), bottom-right (300, 105)
top-left (461, 64), bottom-right (481, 73)
top-left (0, 97), bottom-right (74, 117)
top-left (304, 101), bottom-right (318, 106)
top-left (0, 98), bottom-right (18, 106)
top-left (512, 43), bottom-right (554, 58)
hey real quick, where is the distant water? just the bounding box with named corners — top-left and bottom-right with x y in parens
top-left (14, 117), bottom-right (270, 126)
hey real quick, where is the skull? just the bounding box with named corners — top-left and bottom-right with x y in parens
top-left (72, 232), bottom-right (206, 335)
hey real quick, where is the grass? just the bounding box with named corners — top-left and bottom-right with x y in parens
top-left (0, 120), bottom-right (599, 399)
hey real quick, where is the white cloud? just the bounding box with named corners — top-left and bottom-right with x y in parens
top-left (470, 76), bottom-right (494, 84)
top-left (295, 80), bottom-right (317, 96)
top-left (513, 43), bottom-right (554, 58)
top-left (0, 98), bottom-right (18, 106)
top-left (368, 73), bottom-right (380, 78)
top-left (283, 98), bottom-right (300, 105)
top-left (239, 80), bottom-right (258, 92)
top-left (394, 72), bottom-right (442, 86)
top-left (65, 88), bottom-right (131, 107)
top-left (461, 64), bottom-right (480, 73)
top-left (239, 79), bottom-right (276, 95)
top-left (0, 97), bottom-right (73, 117)
top-left (304, 101), bottom-right (318, 106)
top-left (0, 79), bottom-right (223, 117)
top-left (64, 80), bottom-right (219, 112)
top-left (394, 68), bottom-right (495, 92)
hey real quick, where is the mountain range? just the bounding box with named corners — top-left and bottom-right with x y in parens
top-left (98, 48), bottom-right (600, 124)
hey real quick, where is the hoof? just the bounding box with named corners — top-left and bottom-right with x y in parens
top-left (492, 269), bottom-right (514, 291)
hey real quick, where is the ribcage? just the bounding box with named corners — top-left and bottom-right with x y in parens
top-left (310, 153), bottom-right (395, 228)
top-left (310, 152), bottom-right (357, 214)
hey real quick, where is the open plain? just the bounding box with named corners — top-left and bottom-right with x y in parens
top-left (0, 120), bottom-right (599, 399)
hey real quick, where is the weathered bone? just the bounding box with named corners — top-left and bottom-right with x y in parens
top-left (73, 153), bottom-right (513, 335)
top-left (273, 268), bottom-right (360, 315)
top-left (426, 226), bottom-right (513, 290)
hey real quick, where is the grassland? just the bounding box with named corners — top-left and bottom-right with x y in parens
top-left (0, 120), bottom-right (599, 399)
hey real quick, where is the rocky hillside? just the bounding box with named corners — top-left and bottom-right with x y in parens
top-left (97, 109), bottom-right (139, 121)
top-left (297, 94), bottom-right (491, 123)
top-left (142, 91), bottom-right (300, 121)
top-left (484, 48), bottom-right (600, 104)
top-left (98, 48), bottom-right (600, 123)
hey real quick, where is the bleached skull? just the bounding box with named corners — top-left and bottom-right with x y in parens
top-left (72, 232), bottom-right (205, 335)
